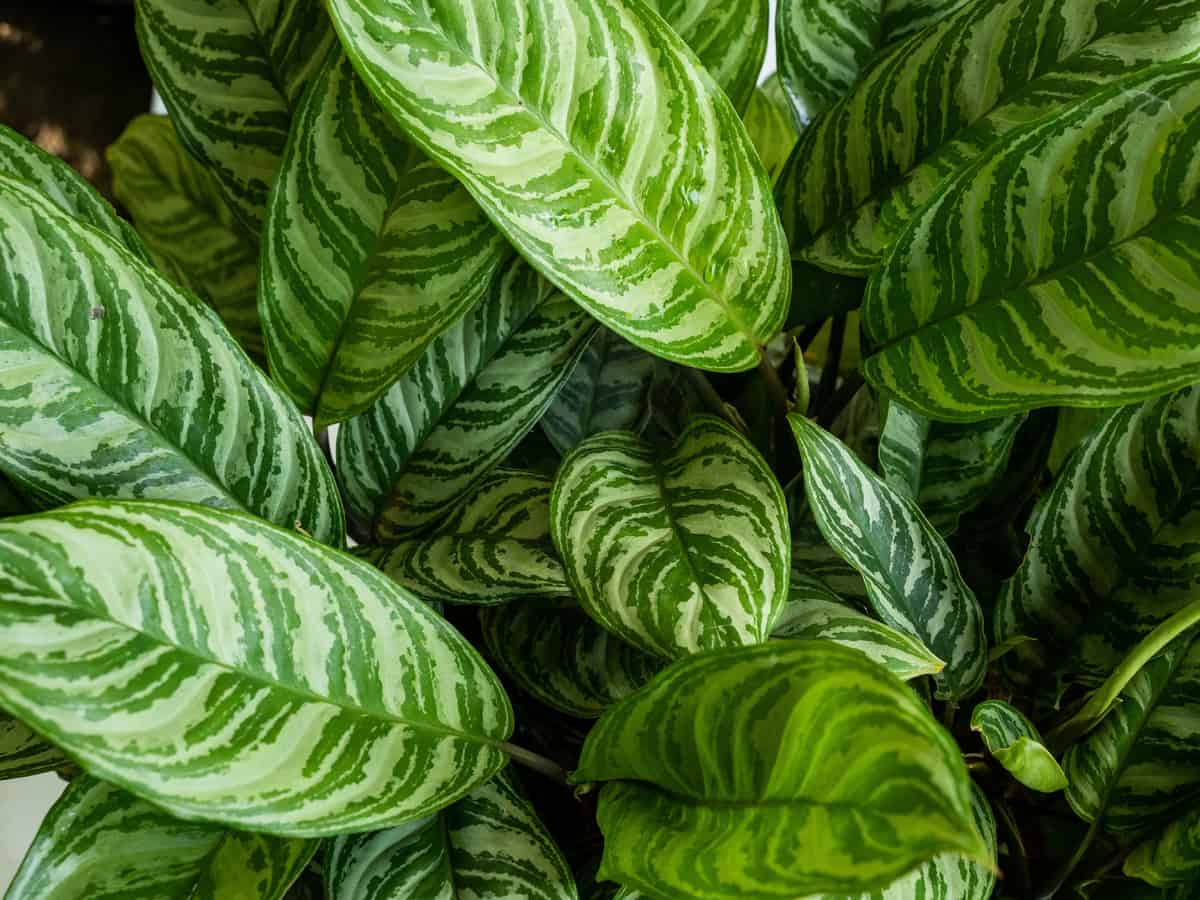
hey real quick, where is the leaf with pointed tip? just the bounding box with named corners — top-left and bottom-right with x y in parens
top-left (134, 0), bottom-right (336, 232)
top-left (479, 602), bottom-right (662, 719)
top-left (551, 416), bottom-right (789, 659)
top-left (742, 77), bottom-right (799, 185)
top-left (327, 0), bottom-right (789, 372)
top-left (971, 700), bottom-right (1067, 793)
top-left (325, 768), bottom-right (574, 900)
top-left (262, 53), bottom-right (509, 425)
top-left (0, 175), bottom-right (342, 544)
top-left (0, 713), bottom-right (66, 780)
top-left (0, 500), bottom-right (513, 835)
top-left (7, 775), bottom-right (316, 900)
top-left (573, 641), bottom-right (988, 899)
top-left (338, 258), bottom-right (596, 542)
top-left (107, 114), bottom-right (264, 360)
top-left (1127, 806), bottom-right (1200, 888)
top-left (789, 415), bottom-right (987, 699)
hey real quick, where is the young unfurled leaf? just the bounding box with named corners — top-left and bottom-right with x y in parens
top-left (0, 713), bottom-right (65, 780)
top-left (1126, 805), bottom-right (1200, 888)
top-left (0, 500), bottom-right (513, 836)
top-left (971, 700), bottom-right (1067, 793)
top-left (327, 0), bottom-right (789, 372)
top-left (573, 641), bottom-right (988, 899)
top-left (551, 416), bottom-right (789, 659)
top-left (7, 775), bottom-right (316, 900)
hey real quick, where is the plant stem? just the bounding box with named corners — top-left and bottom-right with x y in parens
top-left (995, 798), bottom-right (1033, 899)
top-left (815, 372), bottom-right (866, 429)
top-left (683, 367), bottom-right (744, 434)
top-left (757, 351), bottom-right (793, 423)
top-left (792, 319), bottom-right (828, 354)
top-left (499, 741), bottom-right (570, 785)
top-left (1034, 814), bottom-right (1102, 900)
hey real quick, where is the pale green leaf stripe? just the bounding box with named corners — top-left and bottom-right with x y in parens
top-left (0, 712), bottom-right (66, 779)
top-left (362, 470), bottom-right (570, 605)
top-left (7, 775), bottom-right (316, 900)
top-left (0, 175), bottom-right (343, 545)
top-left (777, 0), bottom-right (1200, 274)
top-left (791, 511), bottom-right (869, 604)
top-left (789, 416), bottom-right (987, 699)
top-left (995, 384), bottom-right (1200, 696)
top-left (575, 641), bottom-right (986, 899)
top-left (326, 768), bottom-right (575, 900)
top-left (135, 0), bottom-right (336, 232)
top-left (971, 700), bottom-right (1067, 793)
top-left (108, 114), bottom-right (264, 361)
top-left (773, 573), bottom-right (944, 681)
top-left (338, 258), bottom-right (596, 542)
top-left (742, 77), bottom-right (799, 185)
top-left (327, 0), bottom-right (789, 372)
top-left (0, 500), bottom-right (513, 835)
top-left (479, 602), bottom-right (662, 719)
top-left (551, 416), bottom-right (790, 659)
top-left (1127, 806), bottom-right (1200, 887)
top-left (262, 52), bottom-right (509, 425)
top-left (862, 65), bottom-right (1200, 420)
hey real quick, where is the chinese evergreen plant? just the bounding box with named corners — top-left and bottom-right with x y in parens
top-left (0, 0), bottom-right (1199, 897)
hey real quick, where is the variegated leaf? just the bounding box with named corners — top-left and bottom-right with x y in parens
top-left (0, 712), bottom-right (66, 779)
top-left (338, 258), bottom-right (596, 542)
top-left (573, 641), bottom-right (988, 899)
top-left (7, 775), bottom-right (316, 900)
top-left (107, 114), bottom-right (264, 360)
top-left (0, 500), bottom-right (513, 835)
top-left (325, 768), bottom-right (574, 900)
top-left (791, 511), bottom-right (869, 605)
top-left (995, 384), bottom-right (1200, 697)
top-left (327, 0), bottom-right (789, 372)
top-left (262, 52), bottom-right (509, 425)
top-left (134, 0), bottom-right (336, 231)
top-left (971, 700), bottom-right (1067, 793)
top-left (361, 470), bottom-right (569, 605)
top-left (551, 416), bottom-right (789, 659)
top-left (742, 76), bottom-right (799, 184)
top-left (1127, 806), bottom-right (1200, 888)
top-left (773, 573), bottom-right (944, 681)
top-left (0, 175), bottom-right (343, 545)
top-left (789, 415), bottom-right (987, 699)
top-left (479, 602), bottom-right (662, 719)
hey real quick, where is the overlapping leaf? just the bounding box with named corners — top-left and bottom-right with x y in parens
top-left (971, 700), bottom-right (1067, 793)
top-left (327, 0), bottom-right (789, 372)
top-left (262, 52), bottom-right (509, 425)
top-left (551, 416), bottom-right (789, 659)
top-left (0, 500), bottom-right (513, 835)
top-left (573, 641), bottom-right (987, 899)
top-left (7, 775), bottom-right (316, 900)
top-left (1127, 806), bottom-right (1200, 887)
top-left (0, 175), bottom-right (342, 544)
top-left (338, 258), bottom-right (595, 542)
top-left (0, 713), bottom-right (65, 780)
top-left (742, 77), bottom-right (800, 184)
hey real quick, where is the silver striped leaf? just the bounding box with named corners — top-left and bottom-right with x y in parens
top-left (777, 0), bottom-right (1200, 276)
top-left (326, 0), bottom-right (790, 372)
top-left (261, 52), bottom-right (510, 425)
top-left (574, 641), bottom-right (988, 899)
top-left (789, 415), bottom-right (987, 699)
top-left (7, 775), bottom-right (316, 900)
top-left (791, 512), bottom-right (869, 606)
top-left (0, 712), bottom-right (66, 780)
top-left (0, 500), bottom-right (513, 836)
top-left (134, 0), bottom-right (337, 232)
top-left (362, 470), bottom-right (570, 605)
top-left (773, 573), bottom-right (945, 681)
top-left (338, 258), bottom-right (596, 542)
top-left (479, 602), bottom-right (663, 719)
top-left (550, 416), bottom-right (790, 659)
top-left (1127, 806), bottom-right (1200, 888)
top-left (325, 768), bottom-right (574, 900)
top-left (107, 114), bottom-right (264, 361)
top-left (0, 175), bottom-right (343, 545)
top-left (861, 65), bottom-right (1200, 420)
top-left (970, 700), bottom-right (1067, 793)
top-left (742, 75), bottom-right (800, 185)
top-left (995, 384), bottom-right (1200, 697)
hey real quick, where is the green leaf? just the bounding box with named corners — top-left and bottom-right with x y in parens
top-left (791, 511), bottom-right (869, 605)
top-left (1127, 806), bottom-right (1200, 888)
top-left (326, 0), bottom-right (789, 372)
top-left (742, 76), bottom-right (800, 184)
top-left (551, 416), bottom-right (789, 659)
top-left (7, 775), bottom-right (316, 900)
top-left (995, 384), bottom-right (1200, 697)
top-left (0, 712), bottom-right (66, 779)
top-left (861, 65), bottom-right (1200, 420)
top-left (777, 0), bottom-right (1200, 275)
top-left (338, 258), bottom-right (596, 542)
top-left (0, 175), bottom-right (343, 545)
top-left (325, 768), bottom-right (574, 900)
top-left (361, 470), bottom-right (570, 605)
top-left (479, 602), bottom-right (662, 719)
top-left (970, 700), bottom-right (1067, 793)
top-left (107, 114), bottom-right (264, 360)
top-left (134, 0), bottom-right (337, 232)
top-left (262, 53), bottom-right (510, 425)
top-left (0, 500), bottom-right (513, 835)
top-left (788, 415), bottom-right (987, 699)
top-left (773, 573), bottom-right (945, 681)
top-left (573, 641), bottom-right (988, 899)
